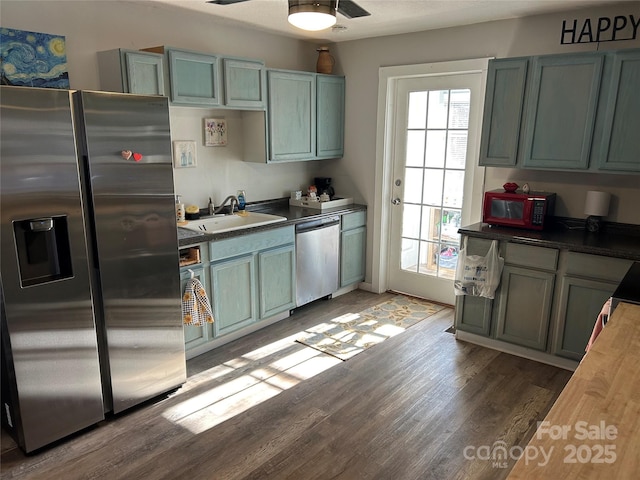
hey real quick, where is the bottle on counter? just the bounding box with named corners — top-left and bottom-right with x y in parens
top-left (208, 197), bottom-right (214, 216)
top-left (237, 190), bottom-right (246, 211)
top-left (176, 195), bottom-right (185, 223)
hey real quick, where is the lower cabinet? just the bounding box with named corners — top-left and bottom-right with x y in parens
top-left (180, 214), bottom-right (370, 356)
top-left (209, 225), bottom-right (296, 338)
top-left (455, 295), bottom-right (493, 336)
top-left (210, 254), bottom-right (257, 336)
top-left (552, 276), bottom-right (617, 360)
top-left (552, 252), bottom-right (633, 360)
top-left (455, 234), bottom-right (633, 365)
top-left (494, 265), bottom-right (555, 350)
top-left (340, 211), bottom-right (366, 287)
top-left (180, 264), bottom-right (214, 351)
top-left (258, 244), bottom-right (296, 318)
top-left (180, 226), bottom-right (296, 354)
top-left (454, 236), bottom-right (495, 336)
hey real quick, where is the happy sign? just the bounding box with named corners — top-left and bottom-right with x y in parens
top-left (561, 14), bottom-right (639, 44)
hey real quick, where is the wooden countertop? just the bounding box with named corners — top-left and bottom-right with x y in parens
top-left (508, 302), bottom-right (640, 479)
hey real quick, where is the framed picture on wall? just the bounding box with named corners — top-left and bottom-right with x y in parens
top-left (204, 118), bottom-right (227, 146)
top-left (0, 27), bottom-right (70, 88)
top-left (172, 140), bottom-right (197, 168)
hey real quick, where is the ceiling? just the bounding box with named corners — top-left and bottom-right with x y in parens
top-left (144, 0), bottom-right (624, 43)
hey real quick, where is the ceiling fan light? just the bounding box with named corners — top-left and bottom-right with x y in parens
top-left (288, 3), bottom-right (337, 31)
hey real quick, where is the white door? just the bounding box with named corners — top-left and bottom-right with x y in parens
top-left (388, 73), bottom-right (485, 305)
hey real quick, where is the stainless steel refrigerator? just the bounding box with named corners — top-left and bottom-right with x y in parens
top-left (0, 86), bottom-right (186, 453)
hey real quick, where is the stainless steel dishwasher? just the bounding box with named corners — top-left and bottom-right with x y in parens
top-left (295, 215), bottom-right (340, 307)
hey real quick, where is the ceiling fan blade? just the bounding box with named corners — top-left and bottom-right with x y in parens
top-left (337, 0), bottom-right (370, 19)
top-left (205, 0), bottom-right (252, 5)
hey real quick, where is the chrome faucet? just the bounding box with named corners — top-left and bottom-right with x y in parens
top-left (212, 195), bottom-right (238, 215)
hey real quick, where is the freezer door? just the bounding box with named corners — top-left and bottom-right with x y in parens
top-left (0, 86), bottom-right (105, 452)
top-left (76, 91), bottom-right (186, 413)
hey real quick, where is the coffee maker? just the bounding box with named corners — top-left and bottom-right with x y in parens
top-left (314, 177), bottom-right (335, 199)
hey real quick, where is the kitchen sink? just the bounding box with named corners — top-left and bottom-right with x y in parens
top-left (183, 212), bottom-right (287, 234)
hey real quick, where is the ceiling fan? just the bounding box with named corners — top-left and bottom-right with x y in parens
top-left (205, 0), bottom-right (371, 22)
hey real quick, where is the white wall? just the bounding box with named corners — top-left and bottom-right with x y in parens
top-left (330, 4), bottom-right (640, 283)
top-left (0, 0), bottom-right (330, 208)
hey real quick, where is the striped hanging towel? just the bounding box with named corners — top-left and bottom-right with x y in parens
top-left (182, 277), bottom-right (214, 326)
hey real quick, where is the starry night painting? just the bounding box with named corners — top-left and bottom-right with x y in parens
top-left (1, 27), bottom-right (70, 88)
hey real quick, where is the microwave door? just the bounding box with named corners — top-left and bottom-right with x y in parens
top-left (491, 199), bottom-right (524, 219)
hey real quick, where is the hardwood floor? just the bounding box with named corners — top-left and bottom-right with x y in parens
top-left (1, 290), bottom-right (572, 480)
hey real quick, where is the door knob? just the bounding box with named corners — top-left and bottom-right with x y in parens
top-left (391, 198), bottom-right (401, 205)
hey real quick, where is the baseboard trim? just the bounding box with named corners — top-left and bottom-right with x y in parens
top-left (455, 330), bottom-right (579, 371)
top-left (185, 309), bottom-right (290, 360)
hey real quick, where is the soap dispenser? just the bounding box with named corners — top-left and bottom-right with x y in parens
top-left (237, 190), bottom-right (246, 212)
top-left (176, 195), bottom-right (185, 223)
top-left (208, 197), bottom-right (214, 216)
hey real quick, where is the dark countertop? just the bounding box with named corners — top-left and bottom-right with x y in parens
top-left (178, 198), bottom-right (367, 247)
top-left (459, 220), bottom-right (640, 261)
top-left (612, 262), bottom-right (640, 304)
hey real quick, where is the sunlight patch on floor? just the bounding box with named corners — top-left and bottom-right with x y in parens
top-left (162, 329), bottom-right (342, 435)
top-left (375, 323), bottom-right (405, 337)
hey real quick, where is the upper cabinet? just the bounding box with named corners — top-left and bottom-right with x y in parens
top-left (97, 47), bottom-right (345, 163)
top-left (522, 54), bottom-right (603, 170)
top-left (316, 74), bottom-right (345, 159)
top-left (595, 49), bottom-right (640, 172)
top-left (479, 58), bottom-right (528, 167)
top-left (167, 49), bottom-right (220, 106)
top-left (479, 48), bottom-right (640, 173)
top-left (139, 47), bottom-right (266, 109)
top-left (98, 49), bottom-right (165, 95)
top-left (267, 70), bottom-right (316, 162)
top-left (265, 69), bottom-right (345, 163)
top-left (222, 58), bottom-right (266, 109)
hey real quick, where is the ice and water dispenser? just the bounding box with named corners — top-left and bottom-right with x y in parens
top-left (12, 215), bottom-right (73, 287)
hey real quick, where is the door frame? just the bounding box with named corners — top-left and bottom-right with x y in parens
top-left (370, 58), bottom-right (491, 296)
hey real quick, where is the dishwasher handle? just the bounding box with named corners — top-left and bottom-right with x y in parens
top-left (295, 216), bottom-right (340, 234)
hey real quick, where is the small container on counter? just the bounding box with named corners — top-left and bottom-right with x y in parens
top-left (176, 195), bottom-right (185, 223)
top-left (237, 190), bottom-right (246, 211)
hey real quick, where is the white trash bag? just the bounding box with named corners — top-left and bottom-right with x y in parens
top-left (454, 238), bottom-right (504, 299)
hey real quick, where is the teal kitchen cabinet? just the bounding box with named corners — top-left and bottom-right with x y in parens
top-left (494, 244), bottom-right (558, 351)
top-left (210, 254), bottom-right (257, 336)
top-left (165, 48), bottom-right (221, 106)
top-left (595, 49), bottom-right (640, 172)
top-left (455, 295), bottom-right (493, 337)
top-left (340, 211), bottom-right (366, 287)
top-left (454, 236), bottom-right (495, 336)
top-left (97, 49), bottom-right (165, 95)
top-left (477, 49), bottom-right (640, 173)
top-left (222, 57), bottom-right (266, 109)
top-left (522, 53), bottom-right (604, 170)
top-left (552, 252), bottom-right (633, 360)
top-left (258, 244), bottom-right (296, 318)
top-left (267, 70), bottom-right (316, 162)
top-left (316, 74), bottom-right (345, 159)
top-left (179, 243), bottom-right (214, 353)
top-left (209, 226), bottom-right (295, 337)
top-left (479, 58), bottom-right (528, 167)
top-left (180, 264), bottom-right (215, 351)
top-left (140, 47), bottom-right (268, 109)
top-left (266, 70), bottom-right (345, 162)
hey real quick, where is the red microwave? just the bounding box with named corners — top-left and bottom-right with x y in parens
top-left (482, 190), bottom-right (556, 230)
